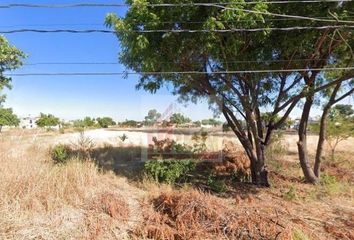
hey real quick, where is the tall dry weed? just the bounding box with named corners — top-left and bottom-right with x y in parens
top-left (0, 134), bottom-right (133, 239)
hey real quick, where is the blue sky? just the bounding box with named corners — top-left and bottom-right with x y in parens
top-left (1, 0), bottom-right (215, 121)
top-left (1, 1), bottom-right (353, 121)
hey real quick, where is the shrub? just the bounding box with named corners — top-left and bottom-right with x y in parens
top-left (144, 159), bottom-right (196, 184)
top-left (71, 131), bottom-right (95, 159)
top-left (51, 144), bottom-right (71, 164)
top-left (191, 130), bottom-right (208, 154)
top-left (265, 131), bottom-right (288, 171)
top-left (213, 141), bottom-right (250, 181)
top-left (207, 175), bottom-right (227, 193)
top-left (119, 134), bottom-right (128, 142)
top-left (320, 174), bottom-right (340, 195)
top-left (149, 137), bottom-right (193, 159)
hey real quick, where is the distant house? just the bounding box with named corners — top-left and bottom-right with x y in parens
top-left (20, 116), bottom-right (39, 129)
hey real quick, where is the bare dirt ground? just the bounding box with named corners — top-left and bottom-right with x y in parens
top-left (0, 128), bottom-right (353, 239)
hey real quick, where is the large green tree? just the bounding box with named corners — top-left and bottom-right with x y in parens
top-left (36, 113), bottom-right (60, 128)
top-left (97, 117), bottom-right (116, 128)
top-left (144, 109), bottom-right (161, 126)
top-left (0, 108), bottom-right (19, 132)
top-left (169, 113), bottom-right (191, 125)
top-left (106, 0), bottom-right (353, 185)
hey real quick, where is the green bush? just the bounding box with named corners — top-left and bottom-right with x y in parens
top-left (320, 174), bottom-right (340, 195)
top-left (144, 159), bottom-right (196, 184)
top-left (51, 144), bottom-right (71, 164)
top-left (207, 175), bottom-right (227, 193)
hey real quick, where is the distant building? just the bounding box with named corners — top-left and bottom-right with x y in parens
top-left (20, 116), bottom-right (39, 129)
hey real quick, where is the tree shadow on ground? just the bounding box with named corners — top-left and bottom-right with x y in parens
top-left (90, 145), bottom-right (147, 180)
top-left (86, 145), bottom-right (260, 199)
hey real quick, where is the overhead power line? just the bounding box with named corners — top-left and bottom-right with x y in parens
top-left (1, 15), bottom-right (354, 28)
top-left (0, 1), bottom-right (352, 8)
top-left (1, 25), bottom-right (354, 34)
top-left (1, 2), bottom-right (353, 25)
top-left (23, 58), bottom-right (333, 66)
top-left (5, 67), bottom-right (354, 77)
top-left (211, 4), bottom-right (354, 24)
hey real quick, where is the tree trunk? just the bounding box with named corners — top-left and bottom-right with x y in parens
top-left (236, 137), bottom-right (270, 187)
top-left (0, 125), bottom-right (2, 133)
top-left (297, 97), bottom-right (318, 184)
top-left (314, 107), bottom-right (329, 177)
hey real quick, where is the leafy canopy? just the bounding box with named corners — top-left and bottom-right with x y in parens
top-left (36, 113), bottom-right (60, 127)
top-left (97, 117), bottom-right (116, 128)
top-left (0, 108), bottom-right (19, 127)
top-left (144, 109), bottom-right (161, 125)
top-left (0, 36), bottom-right (26, 105)
top-left (169, 113), bottom-right (191, 125)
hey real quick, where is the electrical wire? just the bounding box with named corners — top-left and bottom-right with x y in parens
top-left (23, 58), bottom-right (333, 66)
top-left (2, 15), bottom-right (354, 28)
top-left (1, 2), bottom-right (353, 25)
top-left (1, 25), bottom-right (353, 34)
top-left (211, 3), bottom-right (354, 24)
top-left (5, 66), bottom-right (354, 77)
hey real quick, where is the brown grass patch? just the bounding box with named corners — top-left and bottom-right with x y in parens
top-left (212, 141), bottom-right (250, 178)
top-left (134, 190), bottom-right (293, 240)
top-left (0, 136), bottom-right (135, 239)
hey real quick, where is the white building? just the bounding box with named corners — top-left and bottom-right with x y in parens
top-left (20, 116), bottom-right (39, 129)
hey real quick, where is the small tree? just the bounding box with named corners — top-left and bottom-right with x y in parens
top-left (120, 119), bottom-right (139, 128)
top-left (0, 108), bottom-right (19, 132)
top-left (83, 117), bottom-right (96, 128)
top-left (144, 109), bottom-right (161, 126)
top-left (326, 110), bottom-right (354, 160)
top-left (36, 113), bottom-right (60, 128)
top-left (97, 117), bottom-right (116, 128)
top-left (169, 113), bottom-right (191, 125)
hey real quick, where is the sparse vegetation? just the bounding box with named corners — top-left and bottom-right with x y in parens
top-left (144, 159), bottom-right (196, 184)
top-left (51, 144), bottom-right (71, 164)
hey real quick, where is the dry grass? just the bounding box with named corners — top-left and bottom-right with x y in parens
top-left (133, 189), bottom-right (296, 240)
top-left (1, 129), bottom-right (354, 239)
top-left (0, 134), bottom-right (138, 240)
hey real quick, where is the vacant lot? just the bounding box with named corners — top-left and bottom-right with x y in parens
top-left (0, 128), bottom-right (353, 239)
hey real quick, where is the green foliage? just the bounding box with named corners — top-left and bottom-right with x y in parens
top-left (150, 137), bottom-right (193, 158)
top-left (331, 104), bottom-right (354, 118)
top-left (201, 118), bottom-right (222, 126)
top-left (97, 117), bottom-right (116, 128)
top-left (120, 119), bottom-right (140, 128)
top-left (0, 108), bottom-right (19, 131)
top-left (144, 159), bottom-right (196, 184)
top-left (207, 175), bottom-right (227, 193)
top-left (144, 109), bottom-right (161, 126)
top-left (193, 120), bottom-right (201, 127)
top-left (169, 113), bottom-right (191, 125)
top-left (191, 130), bottom-right (208, 154)
top-left (51, 144), bottom-right (71, 164)
top-left (313, 107), bottom-right (354, 160)
top-left (0, 36), bottom-right (26, 105)
top-left (222, 122), bottom-right (231, 132)
top-left (83, 117), bottom-right (96, 127)
top-left (36, 113), bottom-right (60, 128)
top-left (265, 131), bottom-right (288, 167)
top-left (283, 185), bottom-right (298, 201)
